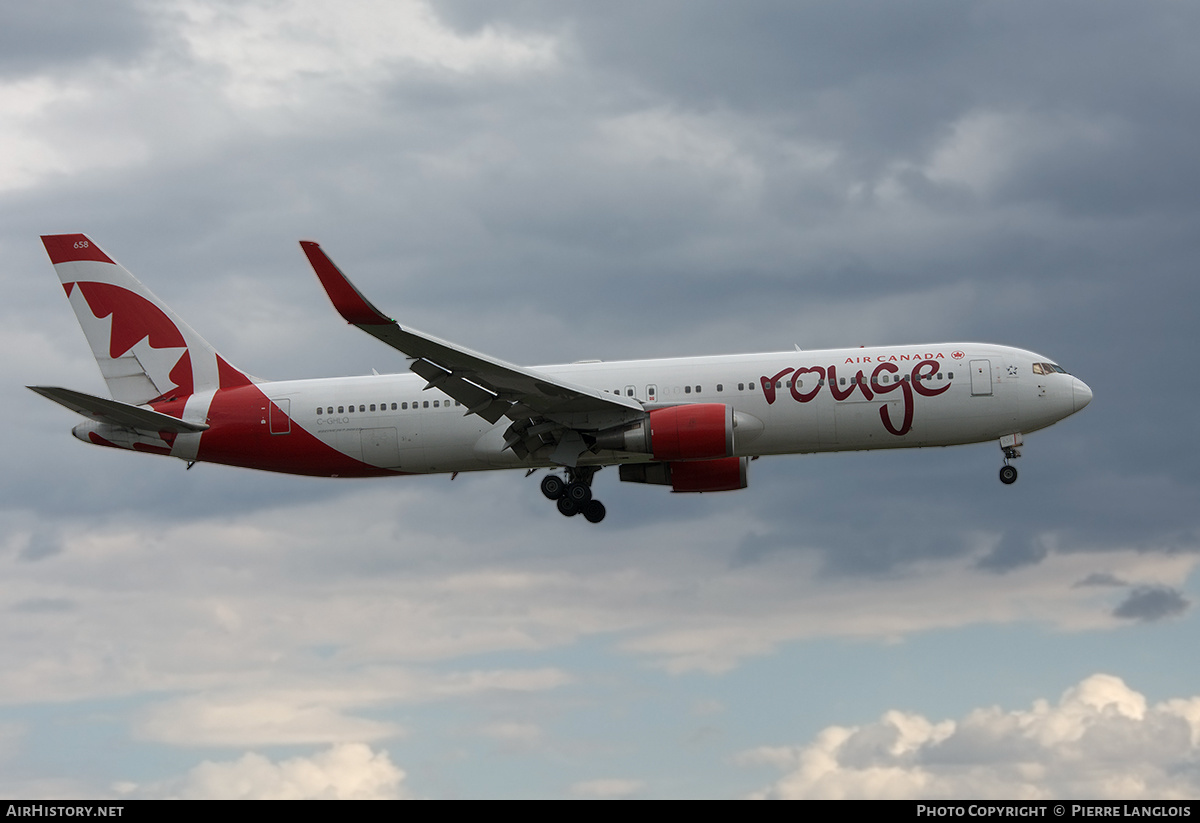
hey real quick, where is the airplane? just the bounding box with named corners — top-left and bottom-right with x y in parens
top-left (30, 233), bottom-right (1092, 524)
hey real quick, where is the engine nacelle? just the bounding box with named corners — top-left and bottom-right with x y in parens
top-left (594, 403), bottom-right (735, 461)
top-left (619, 457), bottom-right (749, 493)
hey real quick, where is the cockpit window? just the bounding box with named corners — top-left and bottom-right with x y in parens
top-left (1033, 362), bottom-right (1070, 375)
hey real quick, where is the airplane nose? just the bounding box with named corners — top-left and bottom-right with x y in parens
top-left (1072, 378), bottom-right (1093, 412)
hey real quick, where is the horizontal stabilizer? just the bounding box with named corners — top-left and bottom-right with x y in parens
top-left (27, 386), bottom-right (209, 433)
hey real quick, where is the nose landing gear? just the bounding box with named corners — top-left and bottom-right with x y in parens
top-left (999, 433), bottom-right (1022, 485)
top-left (540, 467), bottom-right (606, 523)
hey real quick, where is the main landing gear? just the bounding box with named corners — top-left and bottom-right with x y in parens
top-left (540, 467), bottom-right (606, 523)
top-left (999, 433), bottom-right (1022, 485)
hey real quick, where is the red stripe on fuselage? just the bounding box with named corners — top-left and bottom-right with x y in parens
top-left (217, 355), bottom-right (253, 389)
top-left (198, 383), bottom-right (402, 477)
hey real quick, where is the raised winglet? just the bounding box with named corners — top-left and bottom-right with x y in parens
top-left (300, 241), bottom-right (393, 326)
top-left (299, 241), bottom-right (645, 432)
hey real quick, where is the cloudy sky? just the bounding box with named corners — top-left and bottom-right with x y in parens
top-left (3, 0), bottom-right (1199, 799)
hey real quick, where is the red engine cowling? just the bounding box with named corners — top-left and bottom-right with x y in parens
top-left (647, 404), bottom-right (734, 461)
top-left (619, 457), bottom-right (748, 492)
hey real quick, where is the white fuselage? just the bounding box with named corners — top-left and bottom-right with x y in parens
top-left (149, 342), bottom-right (1085, 477)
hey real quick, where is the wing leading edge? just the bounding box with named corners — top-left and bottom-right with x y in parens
top-left (300, 242), bottom-right (644, 465)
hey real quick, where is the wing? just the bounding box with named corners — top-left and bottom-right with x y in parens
top-left (28, 386), bottom-right (209, 433)
top-left (300, 242), bottom-right (644, 466)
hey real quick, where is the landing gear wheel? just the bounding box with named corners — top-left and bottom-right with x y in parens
top-left (557, 497), bottom-right (579, 517)
top-left (999, 465), bottom-right (1018, 485)
top-left (582, 499), bottom-right (606, 524)
top-left (541, 475), bottom-right (566, 500)
top-left (566, 482), bottom-right (592, 504)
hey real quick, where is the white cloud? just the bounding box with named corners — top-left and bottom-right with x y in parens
top-left (125, 742), bottom-right (410, 799)
top-left (131, 667), bottom-right (571, 747)
top-left (919, 108), bottom-right (1115, 197)
top-left (570, 778), bottom-right (645, 799)
top-left (134, 691), bottom-right (403, 747)
top-left (176, 0), bottom-right (558, 108)
top-left (0, 483), bottom-right (1192, 714)
top-left (743, 674), bottom-right (1200, 799)
top-left (0, 0), bottom-right (557, 193)
top-left (0, 75), bottom-right (150, 191)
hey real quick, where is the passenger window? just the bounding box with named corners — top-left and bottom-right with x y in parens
top-left (696, 386), bottom-right (701, 393)
top-left (338, 406), bottom-right (344, 413)
top-left (316, 408), bottom-right (322, 415)
top-left (369, 404), bottom-right (376, 411)
top-left (840, 377), bottom-right (846, 385)
top-left (402, 402), bottom-right (408, 410)
top-left (738, 383), bottom-right (744, 391)
top-left (423, 401), bottom-right (429, 408)
top-left (717, 384), bottom-right (723, 392)
top-left (948, 372), bottom-right (954, 379)
top-left (433, 400), bottom-right (440, 408)
top-left (685, 386), bottom-right (691, 394)
top-left (348, 406), bottom-right (354, 413)
top-left (391, 403), bottom-right (397, 410)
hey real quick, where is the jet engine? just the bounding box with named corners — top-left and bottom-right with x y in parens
top-left (593, 403), bottom-right (737, 461)
top-left (618, 457), bottom-right (749, 492)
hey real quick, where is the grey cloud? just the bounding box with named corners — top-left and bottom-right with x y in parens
top-left (1113, 586), bottom-right (1189, 623)
top-left (11, 597), bottom-right (74, 614)
top-left (1074, 573), bottom-right (1126, 588)
top-left (15, 528), bottom-right (62, 563)
top-left (976, 531), bottom-right (1049, 574)
top-left (0, 1), bottom-right (154, 77)
top-left (4, 0), bottom-right (1196, 578)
